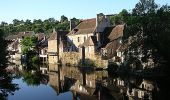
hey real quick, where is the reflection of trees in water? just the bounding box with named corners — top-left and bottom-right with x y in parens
top-left (22, 70), bottom-right (42, 86)
top-left (0, 70), bottom-right (19, 100)
top-left (21, 63), bottom-right (49, 86)
top-left (0, 29), bottom-right (19, 100)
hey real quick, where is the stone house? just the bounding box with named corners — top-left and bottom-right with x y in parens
top-left (101, 25), bottom-right (124, 65)
top-left (17, 31), bottom-right (35, 53)
top-left (48, 29), bottom-right (68, 64)
top-left (115, 43), bottom-right (128, 65)
top-left (36, 33), bottom-right (48, 62)
top-left (67, 13), bottom-right (110, 50)
top-left (5, 31), bottom-right (35, 60)
top-left (47, 14), bottom-right (127, 67)
top-left (5, 35), bottom-right (19, 59)
top-left (64, 13), bottom-right (110, 66)
top-left (80, 36), bottom-right (98, 60)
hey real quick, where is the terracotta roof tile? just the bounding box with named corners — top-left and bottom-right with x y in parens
top-left (104, 40), bottom-right (120, 52)
top-left (17, 31), bottom-right (34, 38)
top-left (108, 25), bottom-right (124, 41)
top-left (77, 18), bottom-right (96, 29)
top-left (68, 18), bottom-right (96, 35)
top-left (117, 43), bottom-right (128, 52)
top-left (35, 33), bottom-right (46, 41)
top-left (5, 35), bottom-right (18, 41)
top-left (5, 31), bottom-right (34, 40)
top-left (49, 31), bottom-right (69, 40)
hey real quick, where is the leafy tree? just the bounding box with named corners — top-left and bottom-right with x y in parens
top-left (123, 0), bottom-right (170, 73)
top-left (1, 15), bottom-right (70, 36)
top-left (0, 29), bottom-right (8, 67)
top-left (0, 29), bottom-right (19, 100)
top-left (132, 0), bottom-right (158, 15)
top-left (109, 9), bottom-right (129, 25)
top-left (60, 15), bottom-right (68, 23)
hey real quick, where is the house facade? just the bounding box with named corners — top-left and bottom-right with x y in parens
top-left (5, 31), bottom-right (35, 61)
top-left (67, 13), bottom-right (110, 53)
top-left (36, 33), bottom-right (48, 62)
top-left (46, 13), bottom-right (127, 67)
top-left (48, 29), bottom-right (68, 64)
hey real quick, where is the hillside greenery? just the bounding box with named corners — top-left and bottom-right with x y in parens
top-left (0, 15), bottom-right (79, 36)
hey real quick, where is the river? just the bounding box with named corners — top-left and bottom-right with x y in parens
top-left (2, 62), bottom-right (170, 100)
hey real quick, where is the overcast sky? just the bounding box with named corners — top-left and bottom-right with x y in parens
top-left (0, 0), bottom-right (169, 23)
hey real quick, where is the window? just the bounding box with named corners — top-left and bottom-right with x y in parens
top-left (78, 37), bottom-right (80, 42)
top-left (84, 36), bottom-right (86, 42)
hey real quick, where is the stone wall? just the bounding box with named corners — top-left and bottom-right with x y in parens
top-left (93, 54), bottom-right (108, 68)
top-left (60, 52), bottom-right (80, 66)
top-left (48, 56), bottom-right (58, 64)
top-left (48, 40), bottom-right (58, 52)
top-left (60, 52), bottom-right (108, 68)
top-left (15, 53), bottom-right (21, 61)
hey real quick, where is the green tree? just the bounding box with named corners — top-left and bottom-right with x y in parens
top-left (21, 36), bottom-right (38, 54)
top-left (123, 0), bottom-right (170, 73)
top-left (109, 9), bottom-right (129, 25)
top-left (60, 15), bottom-right (68, 23)
top-left (0, 29), bottom-right (8, 67)
top-left (132, 0), bottom-right (158, 15)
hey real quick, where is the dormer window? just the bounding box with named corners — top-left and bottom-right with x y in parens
top-left (73, 29), bottom-right (78, 33)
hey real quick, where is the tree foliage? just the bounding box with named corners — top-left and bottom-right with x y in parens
top-left (123, 0), bottom-right (170, 72)
top-left (0, 29), bottom-right (8, 67)
top-left (109, 9), bottom-right (129, 25)
top-left (0, 29), bottom-right (19, 100)
top-left (0, 15), bottom-right (70, 36)
top-left (21, 36), bottom-right (38, 54)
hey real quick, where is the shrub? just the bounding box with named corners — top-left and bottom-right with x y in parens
top-left (31, 56), bottom-right (39, 63)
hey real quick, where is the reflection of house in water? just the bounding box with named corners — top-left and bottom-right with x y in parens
top-left (7, 61), bottom-right (160, 100)
top-left (107, 77), bottom-right (157, 100)
top-left (48, 65), bottom-right (74, 95)
top-left (48, 64), bottom-right (59, 72)
top-left (127, 79), bottom-right (155, 100)
top-left (48, 72), bottom-right (61, 95)
top-left (39, 64), bottom-right (48, 75)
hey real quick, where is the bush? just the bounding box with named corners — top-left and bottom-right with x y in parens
top-left (31, 56), bottom-right (39, 63)
top-left (108, 62), bottom-right (118, 72)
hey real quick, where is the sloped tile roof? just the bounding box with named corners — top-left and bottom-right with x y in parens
top-left (117, 43), bottom-right (128, 52)
top-left (48, 31), bottom-right (68, 40)
top-left (77, 18), bottom-right (96, 29)
top-left (5, 31), bottom-right (34, 40)
top-left (68, 18), bottom-right (96, 35)
top-left (35, 33), bottom-right (46, 41)
top-left (108, 25), bottom-right (124, 41)
top-left (5, 35), bottom-right (18, 41)
top-left (17, 31), bottom-right (34, 38)
top-left (104, 40), bottom-right (120, 52)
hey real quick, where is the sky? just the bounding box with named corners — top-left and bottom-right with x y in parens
top-left (0, 0), bottom-right (169, 23)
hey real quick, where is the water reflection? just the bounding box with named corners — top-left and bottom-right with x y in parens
top-left (0, 66), bottom-right (19, 100)
top-left (6, 62), bottom-right (170, 100)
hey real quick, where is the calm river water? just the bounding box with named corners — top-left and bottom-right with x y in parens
top-left (3, 62), bottom-right (170, 100)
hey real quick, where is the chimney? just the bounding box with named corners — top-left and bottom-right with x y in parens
top-left (53, 28), bottom-right (56, 33)
top-left (96, 13), bottom-right (104, 27)
top-left (105, 15), bottom-right (111, 27)
top-left (70, 19), bottom-right (76, 31)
